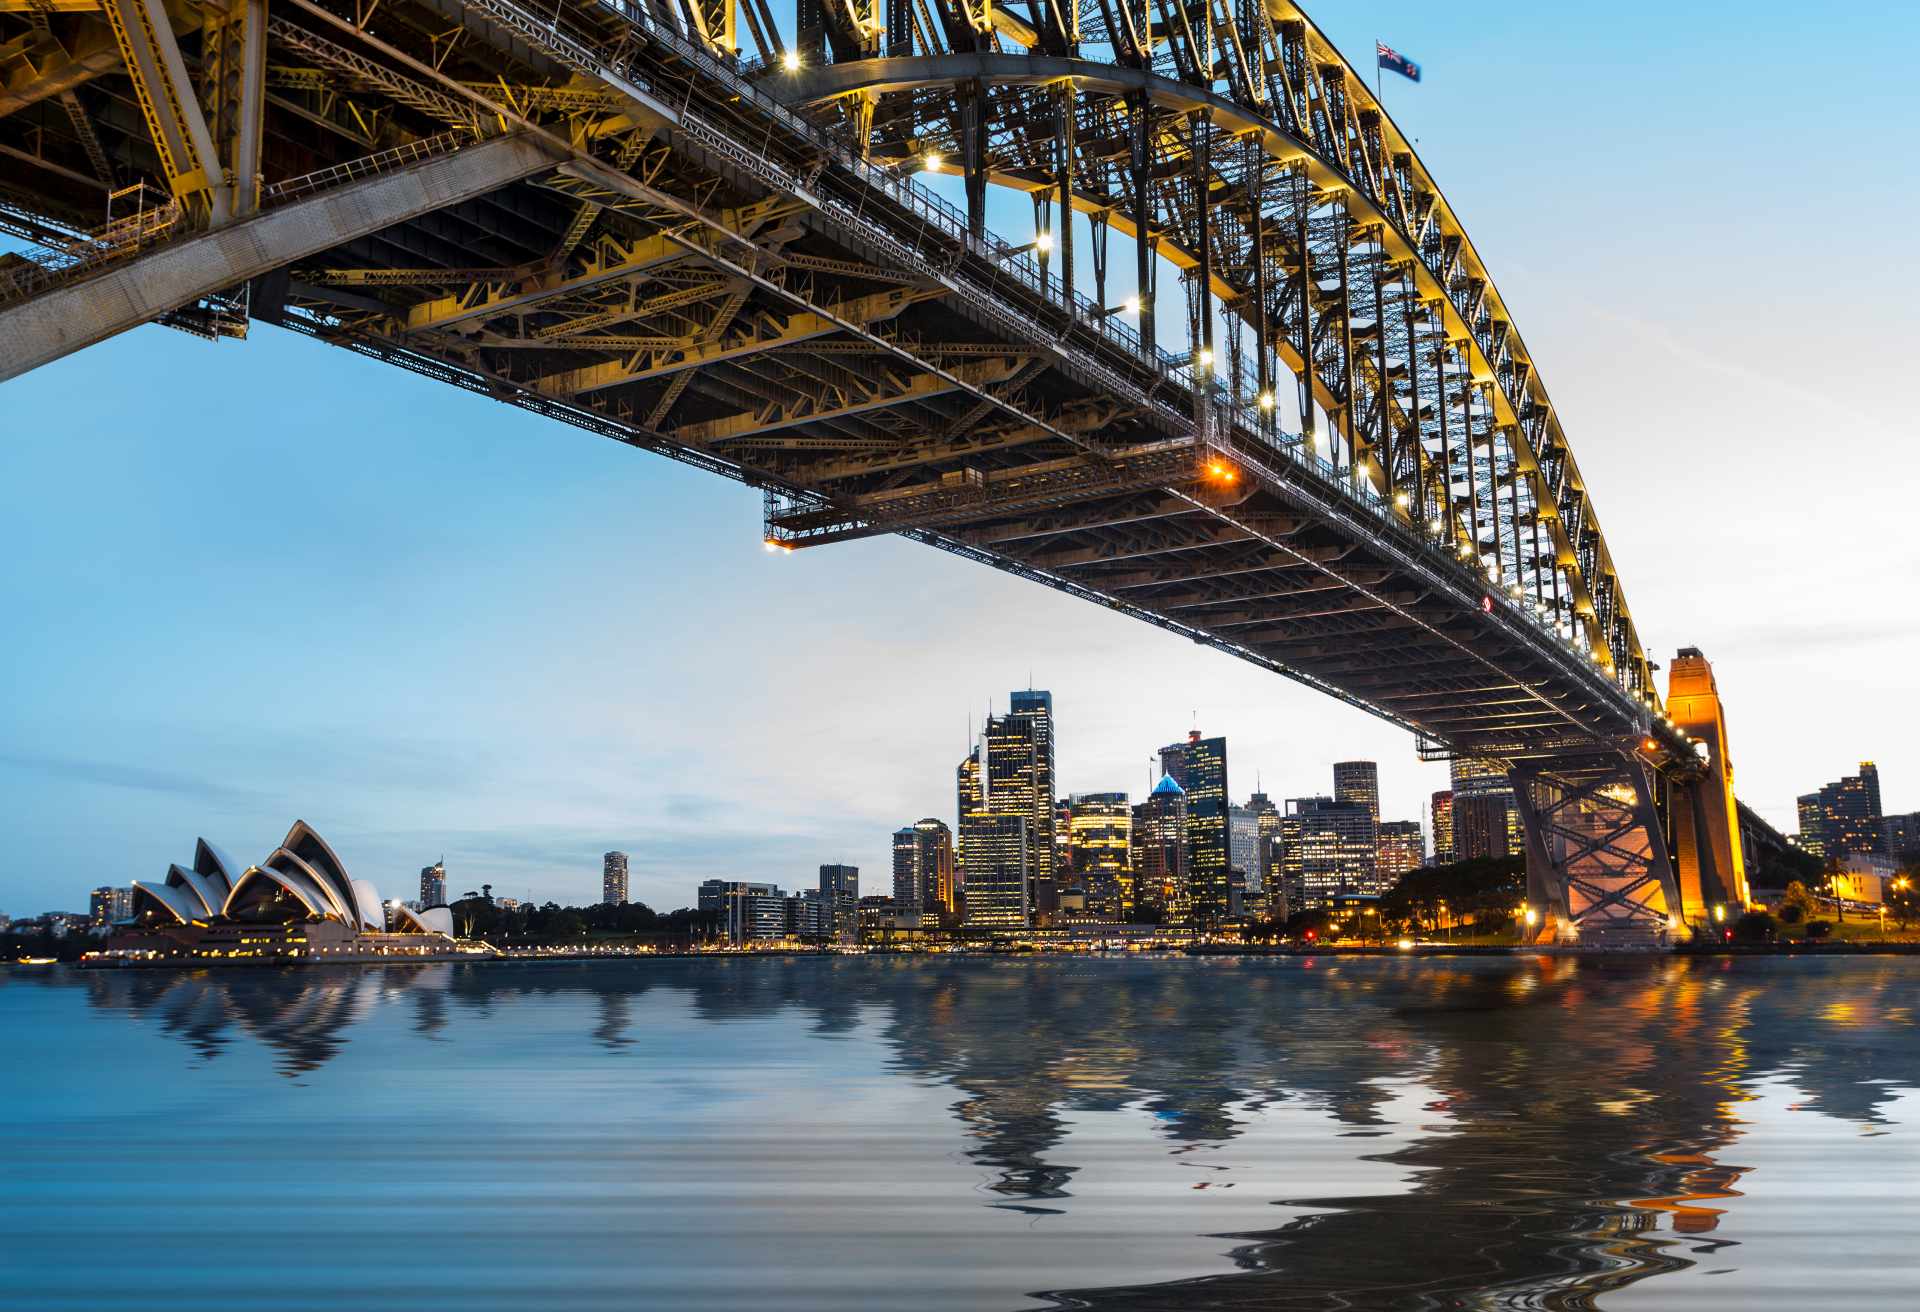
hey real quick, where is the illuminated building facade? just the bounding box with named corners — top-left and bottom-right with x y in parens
top-left (89, 886), bottom-right (132, 925)
top-left (1430, 791), bottom-right (1454, 863)
top-left (1157, 732), bottom-right (1229, 923)
top-left (1885, 812), bottom-right (1920, 863)
top-left (1229, 804), bottom-right (1260, 903)
top-left (819, 863), bottom-right (860, 939)
top-left (1378, 821), bottom-right (1424, 883)
top-left (110, 822), bottom-right (461, 963)
top-left (1248, 790), bottom-right (1283, 902)
top-left (983, 710), bottom-right (1049, 906)
top-left (955, 745), bottom-right (982, 888)
top-left (1453, 793), bottom-right (1515, 861)
top-left (1067, 792), bottom-right (1132, 919)
top-left (698, 879), bottom-right (786, 942)
top-left (1280, 796), bottom-right (1379, 907)
top-left (602, 851), bottom-right (629, 906)
top-left (1008, 690), bottom-right (1057, 889)
top-left (1797, 763), bottom-right (1885, 857)
top-left (1131, 774), bottom-right (1187, 919)
top-left (961, 812), bottom-right (1030, 928)
top-left (1333, 761), bottom-right (1380, 824)
top-left (892, 819), bottom-right (954, 917)
top-left (419, 861), bottom-right (447, 907)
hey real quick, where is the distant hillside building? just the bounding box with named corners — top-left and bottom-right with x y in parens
top-left (602, 852), bottom-right (629, 906)
top-left (1797, 763), bottom-right (1885, 858)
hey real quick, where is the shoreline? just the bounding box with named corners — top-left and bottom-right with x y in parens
top-left (54, 939), bottom-right (1920, 970)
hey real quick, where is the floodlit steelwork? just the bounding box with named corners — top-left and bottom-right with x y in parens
top-left (0, 0), bottom-right (1737, 941)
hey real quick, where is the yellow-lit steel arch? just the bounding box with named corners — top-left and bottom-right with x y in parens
top-left (771, 6), bottom-right (1650, 704)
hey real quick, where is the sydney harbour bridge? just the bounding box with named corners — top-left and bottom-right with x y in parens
top-left (0, 0), bottom-right (1759, 940)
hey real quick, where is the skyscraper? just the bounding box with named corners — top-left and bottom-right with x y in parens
top-left (955, 744), bottom-right (983, 888)
top-left (1798, 763), bottom-right (1886, 857)
top-left (1430, 791), bottom-right (1455, 864)
top-left (1229, 804), bottom-right (1260, 893)
top-left (1067, 792), bottom-right (1132, 920)
top-left (1378, 821), bottom-right (1424, 883)
top-left (1280, 795), bottom-right (1380, 907)
top-left (1453, 793), bottom-right (1514, 861)
top-left (1131, 773), bottom-right (1187, 920)
top-left (1248, 790), bottom-right (1284, 900)
top-left (419, 860), bottom-right (447, 907)
top-left (960, 813), bottom-right (1030, 928)
top-left (976, 708), bottom-right (1053, 911)
top-left (819, 863), bottom-right (860, 939)
top-left (1333, 761), bottom-right (1380, 825)
top-left (89, 886), bottom-right (131, 925)
top-left (602, 851), bottom-right (629, 906)
top-left (1158, 731), bottom-right (1229, 923)
top-left (1008, 690), bottom-right (1056, 889)
top-left (891, 820), bottom-right (953, 917)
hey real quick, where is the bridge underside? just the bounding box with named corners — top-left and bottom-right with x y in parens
top-left (0, 0), bottom-right (1740, 940)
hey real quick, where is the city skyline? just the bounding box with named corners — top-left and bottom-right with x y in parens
top-left (3, 4), bottom-right (1915, 915)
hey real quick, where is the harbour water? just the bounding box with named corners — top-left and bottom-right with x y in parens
top-left (3, 955), bottom-right (1917, 1310)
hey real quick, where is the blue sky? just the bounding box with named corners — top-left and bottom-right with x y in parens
top-left (3, 2), bottom-right (1916, 913)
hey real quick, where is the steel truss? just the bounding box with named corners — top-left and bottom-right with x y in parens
top-left (0, 0), bottom-right (1732, 927)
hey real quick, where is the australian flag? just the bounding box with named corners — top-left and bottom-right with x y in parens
top-left (1377, 41), bottom-right (1421, 83)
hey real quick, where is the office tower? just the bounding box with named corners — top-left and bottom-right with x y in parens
top-left (1248, 790), bottom-right (1284, 898)
top-left (1008, 690), bottom-right (1056, 890)
top-left (1067, 792), bottom-right (1132, 920)
top-left (1131, 774), bottom-right (1187, 919)
top-left (1156, 731), bottom-right (1228, 923)
top-left (1054, 797), bottom-right (1075, 896)
top-left (419, 860), bottom-right (447, 907)
top-left (1453, 793), bottom-right (1515, 861)
top-left (1798, 763), bottom-right (1886, 857)
top-left (89, 886), bottom-right (131, 925)
top-left (1450, 756), bottom-right (1509, 797)
top-left (955, 744), bottom-right (983, 888)
top-left (698, 879), bottom-right (785, 942)
top-left (1229, 804), bottom-right (1260, 892)
top-left (602, 851), bottom-right (629, 906)
top-left (1280, 795), bottom-right (1380, 907)
top-left (1885, 812), bottom-right (1920, 864)
top-left (1378, 821), bottom-right (1424, 883)
top-left (891, 820), bottom-right (953, 917)
top-left (1430, 791), bottom-right (1455, 864)
top-left (819, 863), bottom-right (860, 938)
top-left (960, 812), bottom-right (1030, 927)
top-left (984, 709), bottom-right (1051, 902)
top-left (1333, 761), bottom-right (1381, 825)
top-left (784, 889), bottom-right (828, 939)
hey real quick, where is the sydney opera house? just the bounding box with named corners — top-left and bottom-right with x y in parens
top-left (100, 820), bottom-right (473, 964)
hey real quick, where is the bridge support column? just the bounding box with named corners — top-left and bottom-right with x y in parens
top-left (1511, 751), bottom-right (1684, 947)
top-left (1663, 646), bottom-right (1749, 931)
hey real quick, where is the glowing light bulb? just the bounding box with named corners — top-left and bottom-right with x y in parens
top-left (1393, 491), bottom-right (1410, 507)
top-left (1123, 294), bottom-right (1141, 315)
top-left (1257, 390), bottom-right (1276, 410)
top-left (1197, 347), bottom-right (1214, 369)
top-left (1034, 230), bottom-right (1054, 253)
top-left (922, 151), bottom-right (943, 172)
top-left (782, 50), bottom-right (801, 71)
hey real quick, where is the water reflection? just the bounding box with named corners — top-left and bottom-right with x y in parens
top-left (34, 955), bottom-right (1920, 1309)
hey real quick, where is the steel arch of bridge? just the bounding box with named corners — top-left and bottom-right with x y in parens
top-left (0, 0), bottom-right (1734, 938)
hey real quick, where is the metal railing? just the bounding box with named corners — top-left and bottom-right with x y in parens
top-left (263, 130), bottom-right (473, 205)
top-left (0, 187), bottom-right (181, 307)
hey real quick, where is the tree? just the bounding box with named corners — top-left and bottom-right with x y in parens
top-left (1888, 876), bottom-right (1918, 931)
top-left (1779, 881), bottom-right (1817, 922)
top-left (1731, 910), bottom-right (1776, 944)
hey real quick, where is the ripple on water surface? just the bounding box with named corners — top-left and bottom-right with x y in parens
top-left (2, 955), bottom-right (1917, 1311)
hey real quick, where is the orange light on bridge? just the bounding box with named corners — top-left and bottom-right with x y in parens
top-left (1206, 461), bottom-right (1237, 484)
top-left (1642, 737), bottom-right (1659, 753)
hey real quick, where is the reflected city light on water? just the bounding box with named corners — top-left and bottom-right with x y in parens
top-left (3, 956), bottom-right (1918, 1310)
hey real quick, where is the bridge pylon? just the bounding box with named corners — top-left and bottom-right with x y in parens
top-left (1661, 647), bottom-right (1750, 929)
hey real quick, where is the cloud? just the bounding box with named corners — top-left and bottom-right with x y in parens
top-left (0, 751), bottom-right (264, 807)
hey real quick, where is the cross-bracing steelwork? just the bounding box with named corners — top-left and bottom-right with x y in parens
top-left (0, 0), bottom-right (1749, 942)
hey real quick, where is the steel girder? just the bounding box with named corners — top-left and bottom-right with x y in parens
top-left (0, 0), bottom-right (1695, 774)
